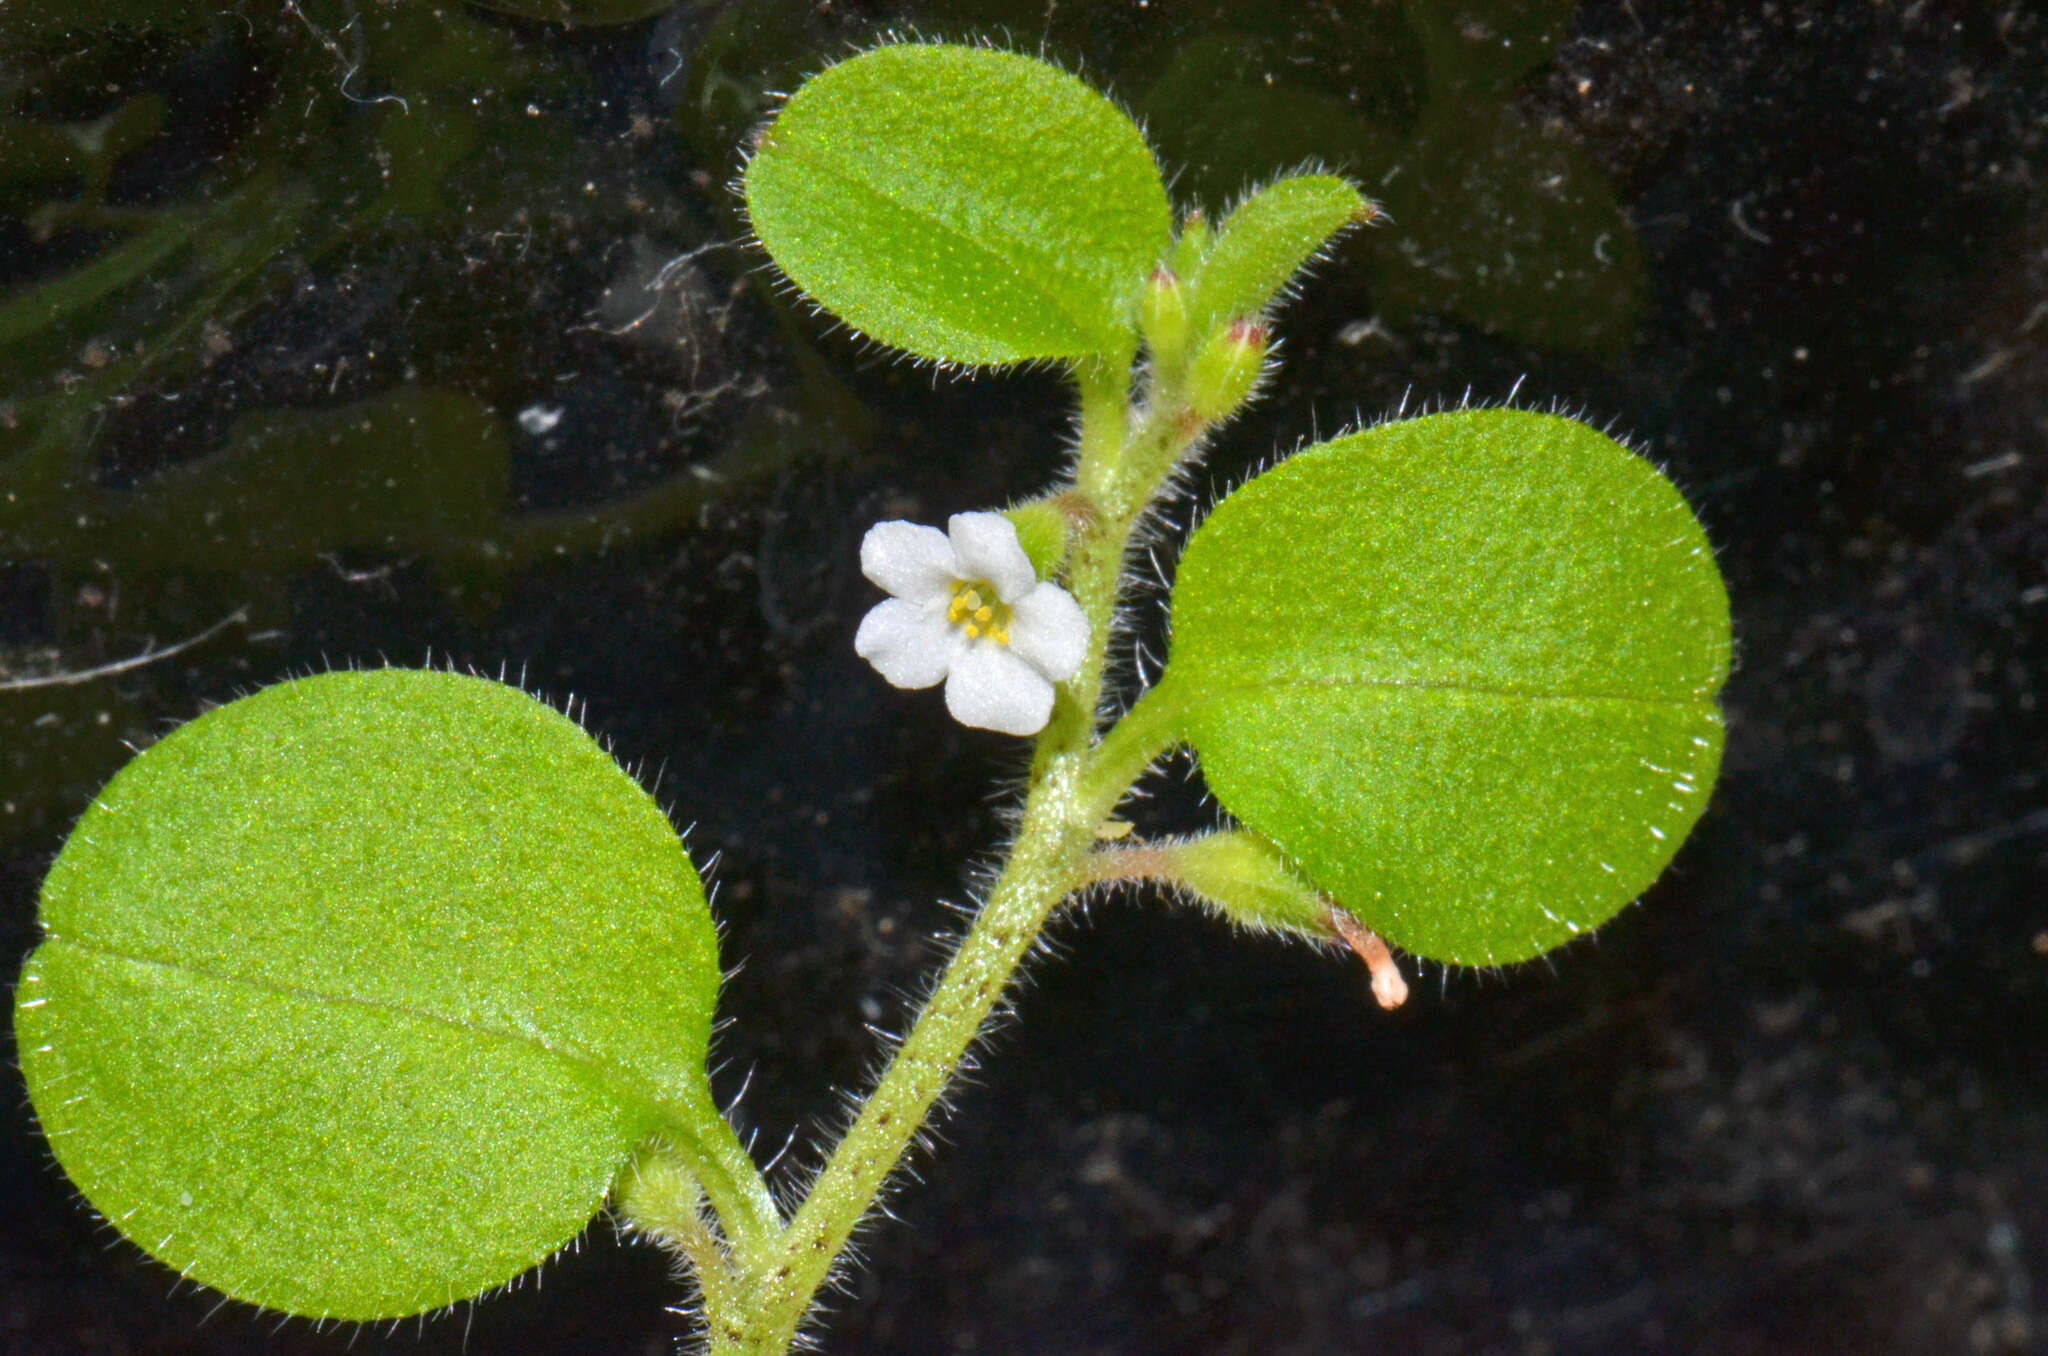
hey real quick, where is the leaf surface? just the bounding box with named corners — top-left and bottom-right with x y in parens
top-left (1161, 411), bottom-right (1729, 964)
top-left (744, 43), bottom-right (1171, 365)
top-left (15, 669), bottom-right (725, 1318)
top-left (1187, 174), bottom-right (1370, 333)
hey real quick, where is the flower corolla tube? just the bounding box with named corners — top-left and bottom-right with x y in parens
top-left (854, 511), bottom-right (1088, 736)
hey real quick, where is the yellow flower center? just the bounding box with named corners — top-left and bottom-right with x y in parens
top-left (946, 582), bottom-right (1012, 645)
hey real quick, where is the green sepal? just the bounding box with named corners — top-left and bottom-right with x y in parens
top-left (1187, 174), bottom-right (1372, 336)
top-left (1158, 410), bottom-right (1730, 966)
top-left (1185, 320), bottom-right (1269, 423)
top-left (1004, 498), bottom-right (1070, 579)
top-left (743, 43), bottom-right (1171, 366)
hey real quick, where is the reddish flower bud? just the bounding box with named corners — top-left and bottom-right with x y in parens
top-left (1186, 319), bottom-right (1269, 422)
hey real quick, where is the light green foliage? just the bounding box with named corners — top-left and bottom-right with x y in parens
top-left (1160, 411), bottom-right (1729, 964)
top-left (743, 43), bottom-right (1171, 365)
top-left (1184, 174), bottom-right (1371, 336)
top-left (15, 669), bottom-right (727, 1318)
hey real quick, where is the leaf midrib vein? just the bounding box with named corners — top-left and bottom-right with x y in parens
top-left (767, 145), bottom-right (1127, 346)
top-left (41, 933), bottom-right (666, 1117)
top-left (1166, 669), bottom-right (1722, 712)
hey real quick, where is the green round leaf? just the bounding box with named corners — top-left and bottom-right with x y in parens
top-left (743, 43), bottom-right (1171, 365)
top-left (14, 669), bottom-right (725, 1319)
top-left (1161, 410), bottom-right (1730, 965)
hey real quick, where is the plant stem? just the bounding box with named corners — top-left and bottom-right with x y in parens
top-left (726, 711), bottom-right (1180, 1352)
top-left (720, 361), bottom-right (1187, 1352)
top-left (616, 1147), bottom-right (740, 1330)
top-left (681, 1102), bottom-right (785, 1254)
top-left (1073, 351), bottom-right (1133, 479)
top-left (727, 752), bottom-right (1114, 1352)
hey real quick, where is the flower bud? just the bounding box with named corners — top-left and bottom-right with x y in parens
top-left (1186, 318), bottom-right (1268, 422)
top-left (1139, 266), bottom-right (1190, 376)
top-left (1169, 208), bottom-right (1212, 279)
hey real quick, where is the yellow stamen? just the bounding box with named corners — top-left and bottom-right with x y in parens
top-left (948, 580), bottom-right (1013, 646)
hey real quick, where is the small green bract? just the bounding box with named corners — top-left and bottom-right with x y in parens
top-left (14, 669), bottom-right (725, 1319)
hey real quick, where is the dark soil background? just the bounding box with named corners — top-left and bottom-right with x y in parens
top-left (3, 1), bottom-right (2044, 1353)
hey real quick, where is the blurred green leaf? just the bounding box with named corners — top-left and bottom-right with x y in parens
top-left (744, 43), bottom-right (1171, 365)
top-left (36, 387), bottom-right (508, 571)
top-left (15, 668), bottom-right (728, 1318)
top-left (0, 202), bottom-right (210, 357)
top-left (0, 96), bottom-right (166, 195)
top-left (1141, 13), bottom-right (1643, 356)
top-left (1159, 411), bottom-right (1729, 965)
top-left (0, 0), bottom-right (222, 44)
top-left (1372, 99), bottom-right (1645, 355)
top-left (1141, 32), bottom-right (1409, 211)
top-left (1403, 0), bottom-right (1580, 96)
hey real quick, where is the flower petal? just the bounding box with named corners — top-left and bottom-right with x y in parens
top-left (861, 521), bottom-right (959, 600)
top-left (855, 597), bottom-right (960, 690)
top-left (947, 512), bottom-right (1037, 603)
top-left (944, 640), bottom-right (1056, 736)
top-left (1007, 582), bottom-right (1089, 682)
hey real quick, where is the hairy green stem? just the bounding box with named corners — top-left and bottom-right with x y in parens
top-left (726, 752), bottom-right (1125, 1352)
top-left (616, 1147), bottom-right (740, 1329)
top-left (680, 1104), bottom-right (785, 1255)
top-left (725, 361), bottom-right (1186, 1351)
top-left (695, 354), bottom-right (1199, 1352)
top-left (1074, 352), bottom-right (1132, 477)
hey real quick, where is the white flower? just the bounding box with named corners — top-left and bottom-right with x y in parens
top-left (854, 511), bottom-right (1089, 736)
